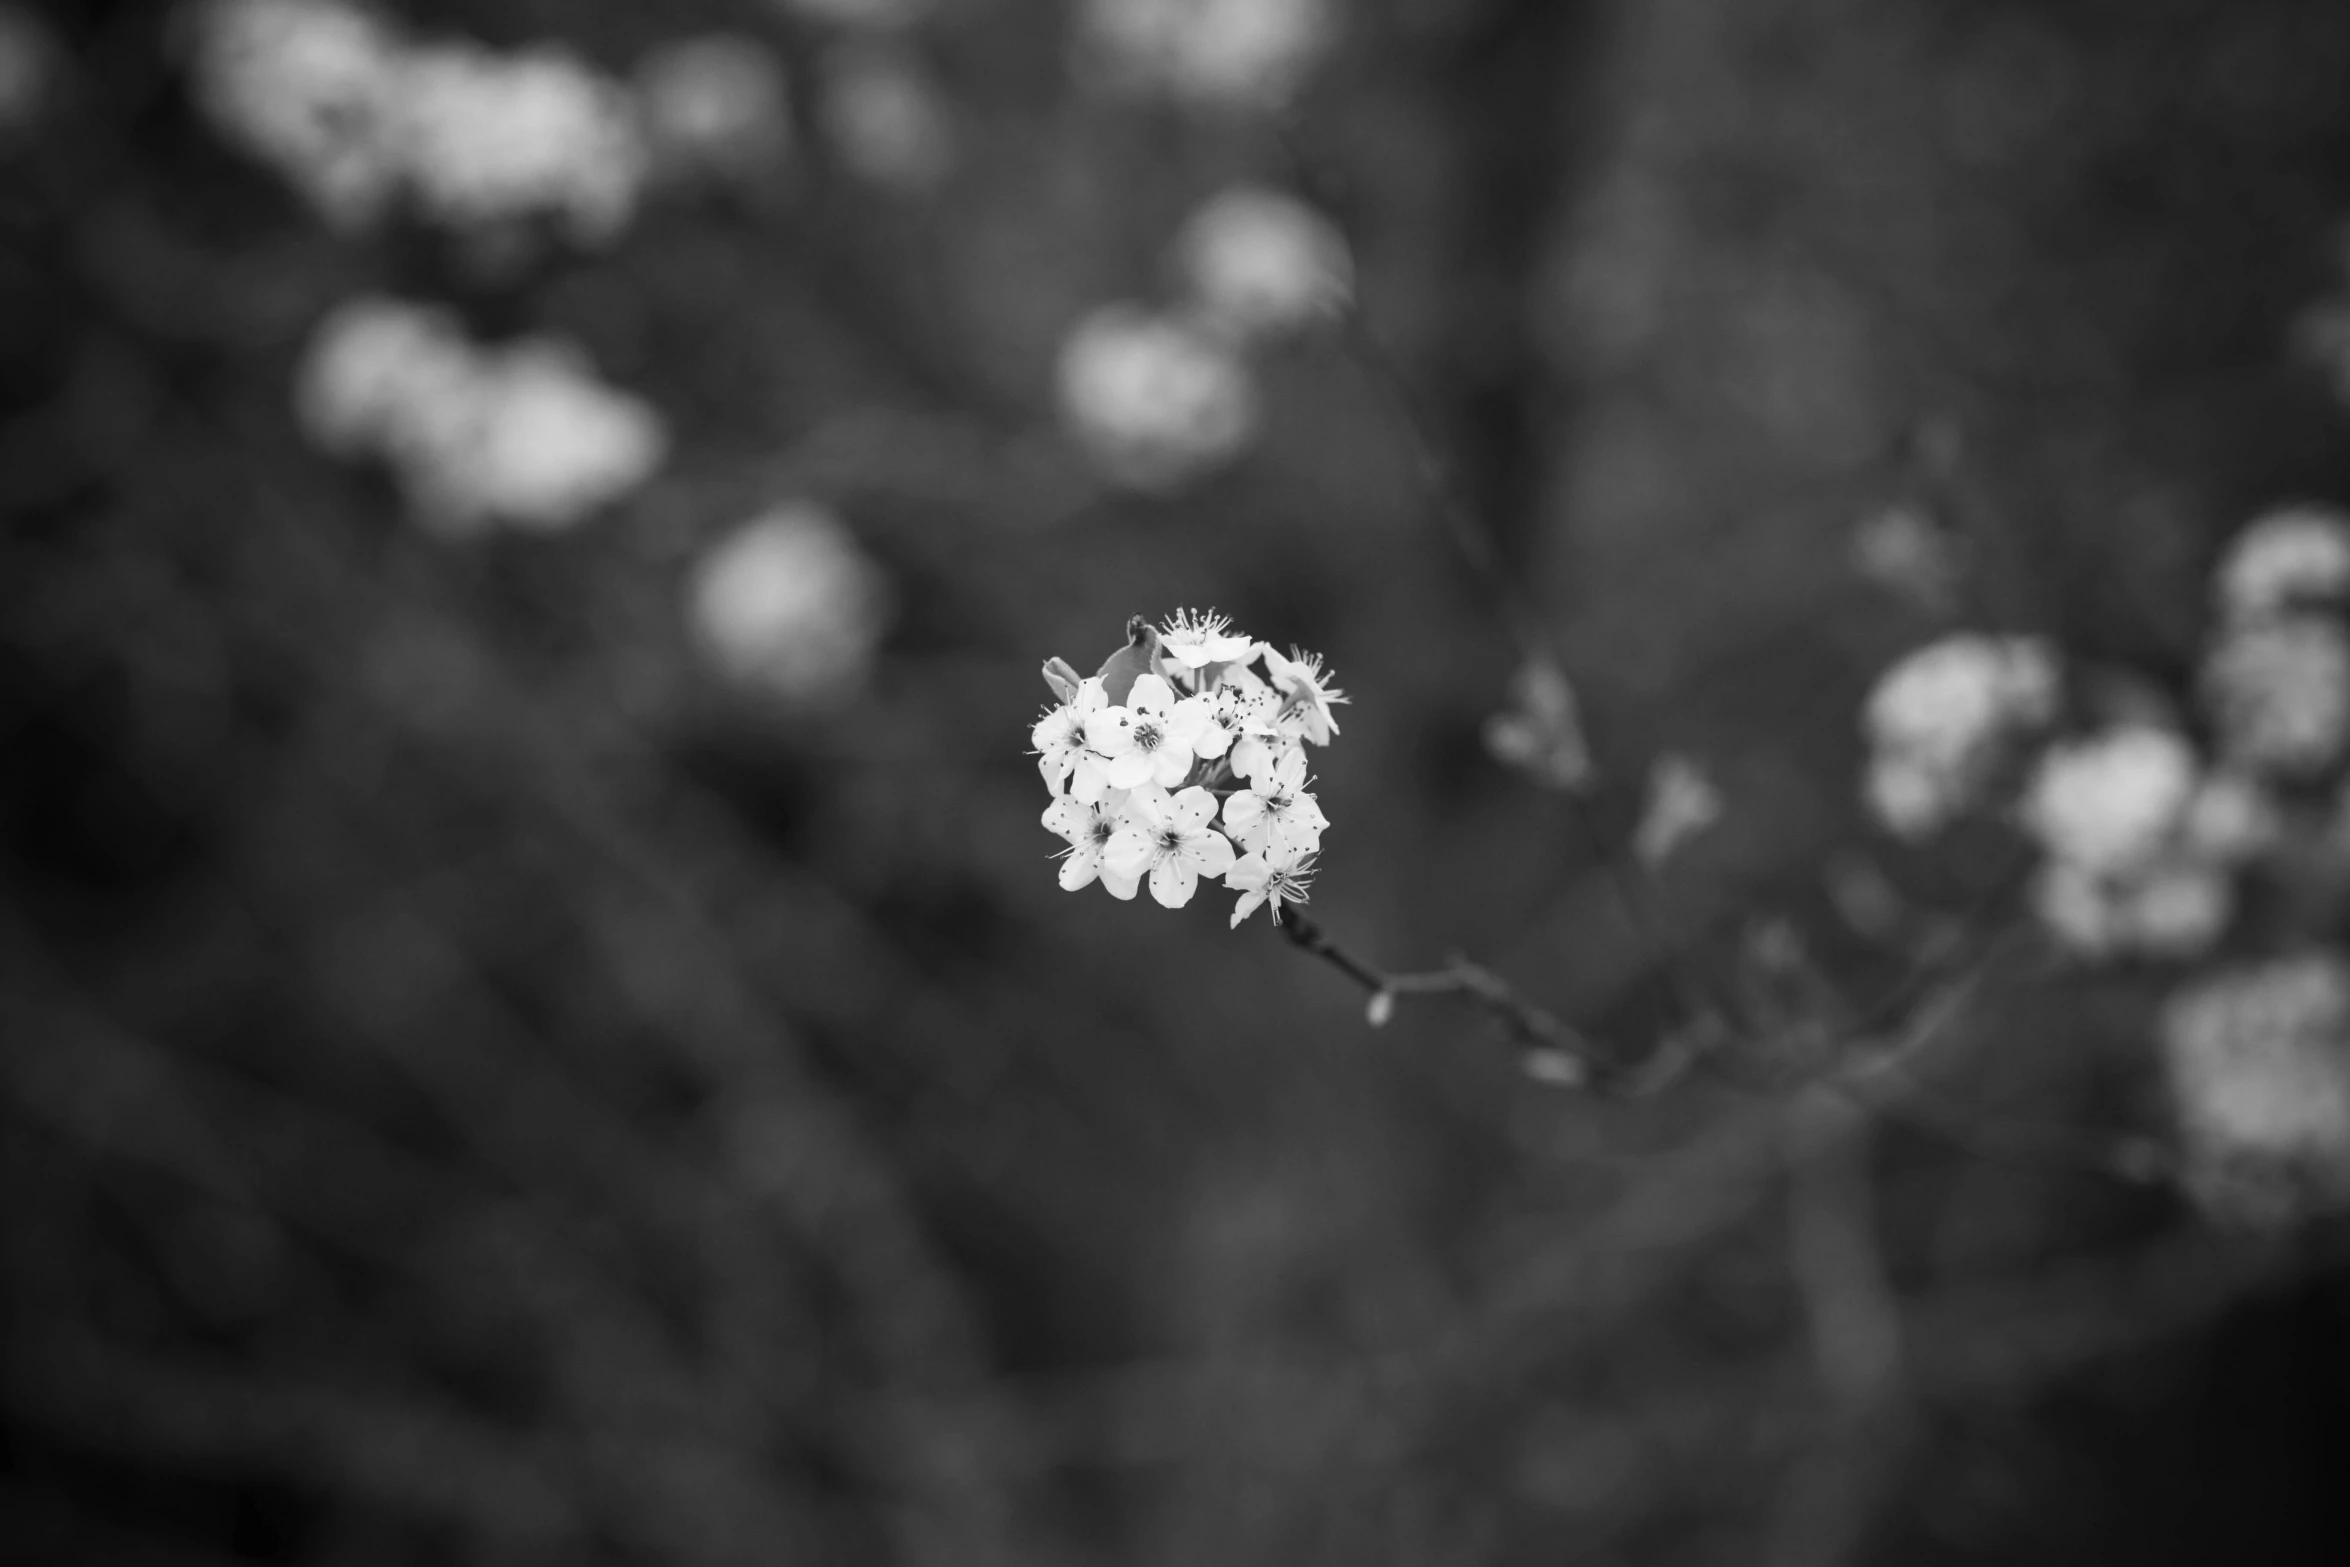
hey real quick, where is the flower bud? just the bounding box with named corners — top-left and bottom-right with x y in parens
top-left (1040, 656), bottom-right (1083, 703)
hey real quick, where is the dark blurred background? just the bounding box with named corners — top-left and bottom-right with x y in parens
top-left (6, 1), bottom-right (2350, 1563)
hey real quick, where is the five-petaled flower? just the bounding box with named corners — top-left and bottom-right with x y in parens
top-left (1226, 848), bottom-right (1315, 927)
top-left (1086, 672), bottom-right (1214, 789)
top-left (1159, 607), bottom-right (1257, 675)
top-left (1221, 744), bottom-right (1327, 858)
top-left (1107, 785), bottom-right (1236, 908)
top-left (1260, 644), bottom-right (1346, 746)
top-left (1043, 790), bottom-right (1143, 899)
top-left (1031, 676), bottom-right (1109, 792)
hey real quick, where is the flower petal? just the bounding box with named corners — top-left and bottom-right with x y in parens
top-left (1149, 855), bottom-right (1198, 908)
top-left (1223, 792), bottom-right (1265, 831)
top-left (1229, 887), bottom-right (1266, 928)
top-left (1058, 847), bottom-right (1102, 891)
top-left (1084, 710), bottom-right (1133, 752)
top-left (1170, 786), bottom-right (1219, 831)
top-left (1105, 827), bottom-right (1155, 875)
top-left (1151, 746), bottom-right (1196, 788)
top-left (1104, 749), bottom-right (1156, 789)
top-left (1127, 673), bottom-right (1175, 716)
top-left (1225, 852), bottom-right (1269, 891)
top-left (1100, 864), bottom-right (1141, 900)
top-left (1182, 828), bottom-right (1236, 877)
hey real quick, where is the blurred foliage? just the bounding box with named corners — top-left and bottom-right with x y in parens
top-left (6, 1), bottom-right (2350, 1564)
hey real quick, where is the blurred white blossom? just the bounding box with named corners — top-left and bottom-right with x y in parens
top-left (2179, 769), bottom-right (2281, 862)
top-left (298, 296), bottom-right (667, 534)
top-left (816, 42), bottom-right (952, 190)
top-left (2200, 615), bottom-right (2350, 774)
top-left (1077, 0), bottom-right (1331, 111)
top-left (2019, 725), bottom-right (2196, 877)
top-left (1171, 185), bottom-right (1352, 344)
top-left (2017, 725), bottom-right (2257, 961)
top-left (689, 503), bottom-right (893, 705)
top-left (1634, 753), bottom-right (1721, 868)
top-left (2161, 954), bottom-right (2350, 1223)
top-left (1850, 502), bottom-right (1963, 614)
top-left (392, 41), bottom-right (646, 243)
top-left (1860, 632), bottom-right (2059, 838)
top-left (2214, 504), bottom-right (2350, 623)
top-left (1056, 304), bottom-right (1260, 491)
top-left (634, 34), bottom-right (792, 182)
top-left (190, 0), bottom-right (406, 227)
top-left (1483, 657), bottom-right (1592, 791)
top-left (0, 4), bottom-right (57, 134)
top-left (189, 0), bottom-right (647, 242)
top-left (2030, 853), bottom-right (2233, 962)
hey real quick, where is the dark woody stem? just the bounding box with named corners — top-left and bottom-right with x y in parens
top-left (1273, 908), bottom-right (1678, 1094)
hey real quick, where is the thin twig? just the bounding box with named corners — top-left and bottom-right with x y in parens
top-left (1275, 908), bottom-right (1668, 1092)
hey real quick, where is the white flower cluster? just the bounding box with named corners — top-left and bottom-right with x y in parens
top-left (1033, 611), bottom-right (1342, 920)
top-left (189, 0), bottom-right (647, 240)
top-left (2202, 504), bottom-right (2350, 775)
top-left (2161, 952), bottom-right (2350, 1223)
top-left (1076, 0), bottom-right (1332, 112)
top-left (297, 296), bottom-right (667, 534)
top-left (1058, 184), bottom-right (1351, 491)
top-left (688, 502), bottom-right (893, 706)
top-left (1860, 632), bottom-right (2059, 839)
top-left (2019, 726), bottom-right (2270, 960)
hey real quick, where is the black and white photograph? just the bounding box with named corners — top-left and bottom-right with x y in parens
top-left (5, 1), bottom-right (2350, 1562)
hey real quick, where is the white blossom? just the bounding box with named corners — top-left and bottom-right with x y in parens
top-left (634, 34), bottom-right (791, 182)
top-left (1032, 677), bottom-right (1111, 793)
top-left (188, 1), bottom-right (647, 242)
top-left (1171, 185), bottom-right (1352, 344)
top-left (1057, 304), bottom-right (1259, 491)
top-left (1106, 784), bottom-right (1236, 908)
top-left (1085, 672), bottom-right (1215, 790)
top-left (1158, 608), bottom-right (1256, 674)
top-left (2018, 725), bottom-right (2195, 877)
top-left (391, 41), bottom-right (646, 244)
top-left (428, 343), bottom-right (668, 531)
top-left (1258, 643), bottom-right (1346, 746)
top-left (1077, 0), bottom-right (1331, 111)
top-left (2161, 954), bottom-right (2350, 1222)
top-left (2201, 615), bottom-right (2350, 774)
top-left (2214, 504), bottom-right (2350, 624)
top-left (688, 502), bottom-right (893, 704)
top-left (2030, 854), bottom-right (2233, 962)
top-left (1861, 632), bottom-right (2059, 838)
top-left (189, 0), bottom-right (406, 228)
top-left (1043, 791), bottom-right (1144, 900)
top-left (1226, 847), bottom-right (1314, 927)
top-left (1634, 753), bottom-right (1722, 868)
top-left (1032, 622), bottom-right (1341, 921)
top-left (1220, 744), bottom-right (1325, 859)
top-left (296, 296), bottom-right (667, 532)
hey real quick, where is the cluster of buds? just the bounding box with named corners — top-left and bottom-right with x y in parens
top-left (1032, 611), bottom-right (1343, 923)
